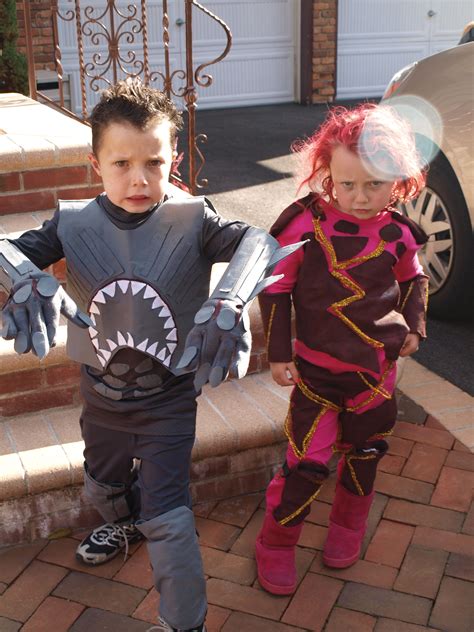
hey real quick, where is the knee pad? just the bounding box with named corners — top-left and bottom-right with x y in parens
top-left (339, 439), bottom-right (388, 496)
top-left (273, 460), bottom-right (329, 527)
top-left (83, 465), bottom-right (137, 524)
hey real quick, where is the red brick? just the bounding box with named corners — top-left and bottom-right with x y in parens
top-left (392, 421), bottom-right (454, 450)
top-left (109, 543), bottom-right (154, 589)
top-left (192, 469), bottom-right (270, 505)
top-left (375, 620), bottom-right (440, 632)
top-left (207, 577), bottom-right (289, 620)
top-left (364, 520), bottom-right (414, 568)
top-left (131, 588), bottom-right (159, 624)
top-left (424, 414), bottom-right (445, 430)
top-left (282, 573), bottom-right (343, 630)
top-left (60, 607), bottom-right (151, 630)
top-left (446, 450), bottom-right (474, 472)
top-left (201, 546), bottom-right (256, 585)
top-left (307, 499), bottom-right (331, 526)
top-left (21, 595), bottom-right (84, 631)
top-left (431, 467), bottom-right (474, 512)
top-left (230, 509), bottom-right (264, 559)
top-left (208, 493), bottom-right (262, 528)
top-left (0, 541), bottom-right (46, 584)
top-left (57, 185), bottom-right (104, 200)
top-left (195, 517), bottom-right (241, 551)
top-left (45, 363), bottom-right (81, 386)
top-left (0, 616), bottom-right (22, 631)
top-left (429, 577), bottom-right (474, 632)
top-left (0, 172), bottom-right (21, 193)
top-left (205, 604), bottom-right (231, 630)
top-left (384, 498), bottom-right (464, 532)
top-left (193, 501), bottom-right (217, 518)
top-left (387, 435), bottom-right (414, 458)
top-left (462, 501), bottom-right (474, 535)
top-left (23, 167), bottom-right (88, 190)
top-left (453, 439), bottom-right (469, 452)
top-left (221, 611), bottom-right (300, 631)
top-left (445, 553), bottom-right (474, 582)
top-left (0, 560), bottom-right (67, 622)
top-left (379, 454), bottom-right (405, 475)
top-left (0, 369), bottom-right (43, 396)
top-left (191, 455), bottom-right (230, 482)
top-left (52, 571), bottom-right (146, 615)
top-left (311, 552), bottom-right (397, 589)
top-left (0, 386), bottom-right (78, 416)
top-left (394, 544), bottom-right (448, 598)
top-left (375, 471), bottom-right (433, 503)
top-left (325, 607), bottom-right (376, 631)
top-left (412, 526), bottom-right (474, 556)
top-left (299, 521), bottom-right (327, 550)
top-left (337, 582), bottom-right (431, 625)
top-left (0, 190), bottom-right (56, 214)
top-left (402, 443), bottom-right (448, 483)
top-left (0, 584), bottom-right (6, 595)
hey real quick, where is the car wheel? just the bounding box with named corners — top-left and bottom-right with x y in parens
top-left (397, 152), bottom-right (474, 320)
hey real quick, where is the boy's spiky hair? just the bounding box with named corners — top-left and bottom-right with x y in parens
top-left (89, 78), bottom-right (184, 154)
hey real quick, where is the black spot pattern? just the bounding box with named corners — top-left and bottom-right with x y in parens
top-left (379, 223), bottom-right (403, 242)
top-left (396, 242), bottom-right (407, 258)
top-left (334, 220), bottom-right (360, 235)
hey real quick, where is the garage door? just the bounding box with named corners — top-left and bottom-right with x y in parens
top-left (57, 0), bottom-right (297, 114)
top-left (337, 0), bottom-right (474, 99)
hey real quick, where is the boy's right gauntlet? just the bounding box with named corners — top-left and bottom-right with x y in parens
top-left (0, 240), bottom-right (92, 358)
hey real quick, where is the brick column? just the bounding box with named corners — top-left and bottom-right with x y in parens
top-left (312, 0), bottom-right (337, 103)
top-left (16, 0), bottom-right (55, 71)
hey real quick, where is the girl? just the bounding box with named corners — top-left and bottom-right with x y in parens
top-left (256, 103), bottom-right (429, 595)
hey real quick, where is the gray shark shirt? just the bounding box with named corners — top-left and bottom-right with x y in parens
top-left (10, 192), bottom-right (249, 434)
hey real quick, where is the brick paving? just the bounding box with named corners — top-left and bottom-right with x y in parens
top-left (0, 416), bottom-right (472, 631)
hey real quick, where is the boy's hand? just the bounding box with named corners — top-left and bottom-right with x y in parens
top-left (270, 361), bottom-right (300, 386)
top-left (1, 273), bottom-right (92, 359)
top-left (399, 332), bottom-right (420, 357)
top-left (177, 298), bottom-right (251, 390)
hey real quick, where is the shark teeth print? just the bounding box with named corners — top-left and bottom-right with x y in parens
top-left (88, 280), bottom-right (178, 369)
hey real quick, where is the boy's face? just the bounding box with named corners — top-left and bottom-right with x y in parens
top-left (89, 119), bottom-right (176, 213)
top-left (329, 145), bottom-right (395, 220)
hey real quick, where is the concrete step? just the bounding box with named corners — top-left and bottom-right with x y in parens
top-left (0, 370), bottom-right (290, 547)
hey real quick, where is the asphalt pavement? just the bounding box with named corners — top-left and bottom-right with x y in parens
top-left (182, 102), bottom-right (473, 396)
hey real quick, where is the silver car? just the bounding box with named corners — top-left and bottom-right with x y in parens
top-left (382, 36), bottom-right (473, 320)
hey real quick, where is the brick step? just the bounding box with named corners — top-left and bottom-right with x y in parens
top-left (0, 370), bottom-right (290, 546)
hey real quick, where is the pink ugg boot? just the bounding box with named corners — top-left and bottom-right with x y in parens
top-left (322, 483), bottom-right (374, 568)
top-left (255, 512), bottom-right (303, 595)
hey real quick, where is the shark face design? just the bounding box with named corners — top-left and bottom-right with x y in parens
top-left (87, 279), bottom-right (178, 369)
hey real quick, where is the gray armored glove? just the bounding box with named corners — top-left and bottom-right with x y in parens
top-left (177, 227), bottom-right (306, 389)
top-left (1, 241), bottom-right (92, 359)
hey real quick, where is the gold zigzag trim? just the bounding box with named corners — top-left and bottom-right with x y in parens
top-left (346, 453), bottom-right (378, 496)
top-left (312, 217), bottom-right (386, 349)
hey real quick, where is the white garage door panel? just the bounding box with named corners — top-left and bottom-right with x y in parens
top-left (58, 0), bottom-right (296, 114)
top-left (338, 47), bottom-right (428, 99)
top-left (337, 0), bottom-right (474, 99)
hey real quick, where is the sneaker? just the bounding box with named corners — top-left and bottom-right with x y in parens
top-left (76, 522), bottom-right (143, 565)
top-left (148, 616), bottom-right (206, 631)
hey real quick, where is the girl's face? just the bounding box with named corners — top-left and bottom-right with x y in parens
top-left (329, 145), bottom-right (395, 220)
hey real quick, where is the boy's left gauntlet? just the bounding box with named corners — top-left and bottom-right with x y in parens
top-left (177, 227), bottom-right (305, 389)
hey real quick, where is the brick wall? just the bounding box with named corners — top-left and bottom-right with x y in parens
top-left (0, 166), bottom-right (103, 216)
top-left (312, 0), bottom-right (337, 103)
top-left (16, 0), bottom-right (55, 71)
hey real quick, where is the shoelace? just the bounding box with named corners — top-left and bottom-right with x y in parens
top-left (90, 523), bottom-right (132, 562)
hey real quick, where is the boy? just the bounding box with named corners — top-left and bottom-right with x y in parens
top-left (0, 80), bottom-right (300, 632)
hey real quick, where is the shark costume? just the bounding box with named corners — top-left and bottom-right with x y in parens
top-left (0, 192), bottom-right (302, 631)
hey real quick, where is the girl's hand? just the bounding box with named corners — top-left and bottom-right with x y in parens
top-left (270, 361), bottom-right (300, 386)
top-left (399, 332), bottom-right (420, 357)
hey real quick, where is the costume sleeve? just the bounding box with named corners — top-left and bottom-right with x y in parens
top-left (7, 208), bottom-right (64, 269)
top-left (201, 199), bottom-right (250, 262)
top-left (393, 235), bottom-right (429, 339)
top-left (258, 212), bottom-right (306, 362)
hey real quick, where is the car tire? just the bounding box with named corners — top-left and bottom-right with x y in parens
top-left (398, 151), bottom-right (474, 320)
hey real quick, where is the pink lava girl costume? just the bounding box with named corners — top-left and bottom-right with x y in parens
top-left (256, 103), bottom-right (429, 595)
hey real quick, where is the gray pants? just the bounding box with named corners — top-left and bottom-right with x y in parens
top-left (81, 418), bottom-right (206, 629)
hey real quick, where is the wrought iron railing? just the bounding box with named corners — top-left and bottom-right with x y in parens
top-left (22, 0), bottom-right (232, 194)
